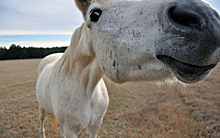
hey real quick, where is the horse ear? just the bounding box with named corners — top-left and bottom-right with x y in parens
top-left (75, 0), bottom-right (92, 16)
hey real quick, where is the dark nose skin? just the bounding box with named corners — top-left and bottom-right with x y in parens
top-left (168, 6), bottom-right (207, 31)
top-left (166, 0), bottom-right (220, 42)
top-left (157, 0), bottom-right (220, 66)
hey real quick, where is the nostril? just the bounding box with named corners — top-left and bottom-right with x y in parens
top-left (167, 6), bottom-right (207, 31)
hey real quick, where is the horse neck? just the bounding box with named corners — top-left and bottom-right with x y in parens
top-left (59, 23), bottom-right (103, 99)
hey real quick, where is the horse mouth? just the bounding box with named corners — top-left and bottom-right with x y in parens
top-left (156, 55), bottom-right (217, 83)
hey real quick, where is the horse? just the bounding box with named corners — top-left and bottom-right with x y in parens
top-left (36, 0), bottom-right (220, 137)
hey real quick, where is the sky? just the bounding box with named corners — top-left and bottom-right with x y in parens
top-left (0, 0), bottom-right (83, 48)
top-left (0, 0), bottom-right (220, 48)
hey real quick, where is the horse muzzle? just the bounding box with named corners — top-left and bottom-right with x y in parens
top-left (156, 0), bottom-right (220, 82)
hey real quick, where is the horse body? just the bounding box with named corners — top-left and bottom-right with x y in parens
top-left (36, 0), bottom-right (220, 137)
top-left (36, 25), bottom-right (109, 138)
top-left (37, 52), bottom-right (109, 138)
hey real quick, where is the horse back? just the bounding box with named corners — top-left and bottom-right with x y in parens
top-left (37, 53), bottom-right (63, 77)
top-left (36, 53), bottom-right (63, 114)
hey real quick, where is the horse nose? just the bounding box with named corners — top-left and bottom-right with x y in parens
top-left (158, 1), bottom-right (220, 65)
top-left (167, 5), bottom-right (207, 31)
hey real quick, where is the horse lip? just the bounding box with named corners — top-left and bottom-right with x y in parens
top-left (156, 55), bottom-right (217, 81)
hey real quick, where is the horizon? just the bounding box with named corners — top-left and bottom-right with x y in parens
top-left (0, 0), bottom-right (220, 49)
top-left (0, 43), bottom-right (68, 49)
top-left (0, 35), bottom-right (72, 48)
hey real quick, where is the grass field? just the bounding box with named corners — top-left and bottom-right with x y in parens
top-left (0, 59), bottom-right (220, 138)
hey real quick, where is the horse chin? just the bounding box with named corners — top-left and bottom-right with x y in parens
top-left (156, 55), bottom-right (217, 83)
top-left (171, 69), bottom-right (211, 83)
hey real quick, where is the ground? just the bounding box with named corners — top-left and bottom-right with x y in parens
top-left (0, 59), bottom-right (219, 138)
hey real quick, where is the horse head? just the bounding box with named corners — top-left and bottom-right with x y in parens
top-left (74, 0), bottom-right (220, 83)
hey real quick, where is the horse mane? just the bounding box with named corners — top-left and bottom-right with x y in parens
top-left (58, 22), bottom-right (95, 77)
top-left (58, 0), bottom-right (107, 77)
top-left (58, 24), bottom-right (83, 77)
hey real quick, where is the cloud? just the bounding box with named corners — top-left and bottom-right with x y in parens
top-left (0, 0), bottom-right (83, 35)
top-left (0, 0), bottom-right (219, 36)
top-left (0, 29), bottom-right (77, 36)
top-left (0, 0), bottom-right (219, 48)
top-left (205, 0), bottom-right (220, 12)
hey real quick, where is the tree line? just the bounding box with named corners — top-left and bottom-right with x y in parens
top-left (0, 44), bottom-right (67, 60)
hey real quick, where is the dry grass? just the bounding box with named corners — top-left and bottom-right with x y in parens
top-left (0, 59), bottom-right (219, 138)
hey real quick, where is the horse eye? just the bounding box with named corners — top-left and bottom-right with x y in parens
top-left (90, 9), bottom-right (102, 22)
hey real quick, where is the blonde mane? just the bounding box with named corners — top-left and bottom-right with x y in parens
top-left (58, 0), bottom-right (107, 77)
top-left (58, 22), bottom-right (95, 77)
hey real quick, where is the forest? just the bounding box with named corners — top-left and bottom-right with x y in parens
top-left (0, 44), bottom-right (67, 60)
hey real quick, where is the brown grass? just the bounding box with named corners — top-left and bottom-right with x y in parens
top-left (0, 59), bottom-right (219, 138)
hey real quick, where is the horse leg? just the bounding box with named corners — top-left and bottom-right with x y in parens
top-left (63, 128), bottom-right (78, 138)
top-left (88, 117), bottom-right (103, 138)
top-left (63, 122), bottom-right (88, 138)
top-left (39, 107), bottom-right (47, 138)
top-left (60, 124), bottom-right (65, 138)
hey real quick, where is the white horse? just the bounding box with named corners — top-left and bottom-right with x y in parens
top-left (36, 0), bottom-right (220, 137)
